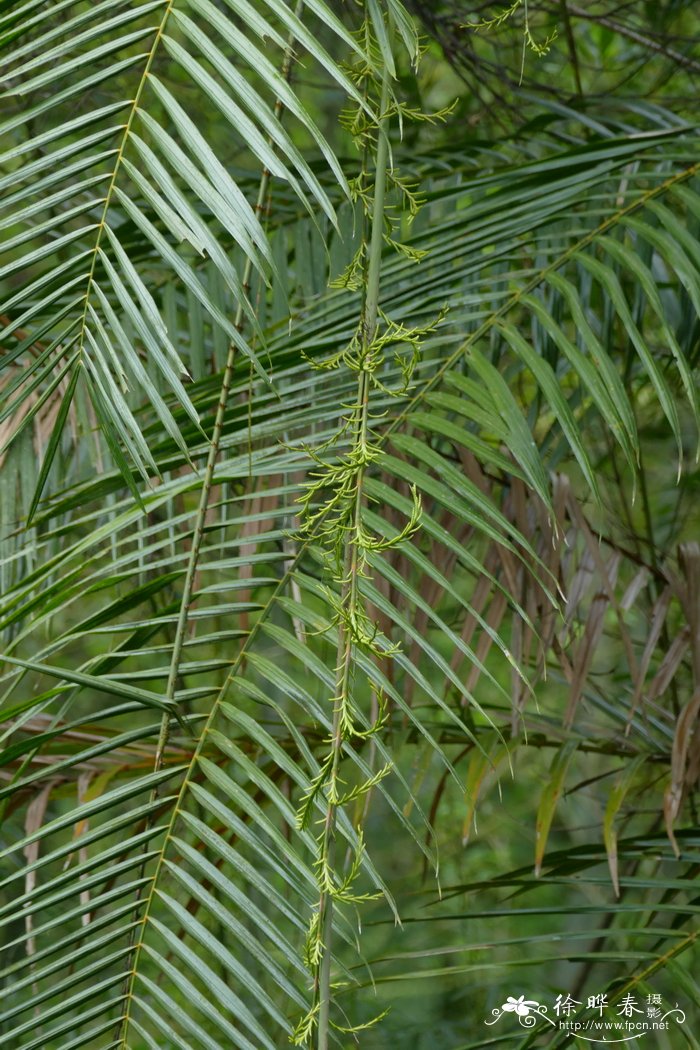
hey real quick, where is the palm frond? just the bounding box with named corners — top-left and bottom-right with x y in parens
top-left (1, 6), bottom-right (700, 1046)
top-left (0, 0), bottom-right (362, 507)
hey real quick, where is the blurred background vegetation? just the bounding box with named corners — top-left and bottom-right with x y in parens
top-left (1, 1), bottom-right (700, 1047)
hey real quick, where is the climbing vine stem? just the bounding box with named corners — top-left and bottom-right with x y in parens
top-left (292, 12), bottom-right (446, 1045)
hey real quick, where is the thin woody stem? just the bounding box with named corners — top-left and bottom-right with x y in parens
top-left (117, 15), bottom-right (303, 1038)
top-left (150, 9), bottom-right (303, 785)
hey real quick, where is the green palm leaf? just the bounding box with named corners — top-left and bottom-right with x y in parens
top-left (1, 4), bottom-right (699, 1047)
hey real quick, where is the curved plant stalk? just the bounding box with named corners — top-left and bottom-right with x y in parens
top-left (117, 11), bottom-right (305, 1034)
top-left (152, 8), bottom-right (304, 779)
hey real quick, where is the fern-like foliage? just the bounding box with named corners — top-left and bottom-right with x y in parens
top-left (1, 1), bottom-right (699, 1047)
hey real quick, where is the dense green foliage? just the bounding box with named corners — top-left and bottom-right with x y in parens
top-left (1, 2), bottom-right (699, 1047)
